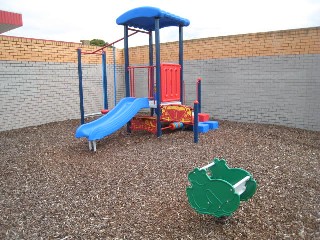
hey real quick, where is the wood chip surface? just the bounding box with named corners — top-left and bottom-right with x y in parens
top-left (0, 119), bottom-right (319, 239)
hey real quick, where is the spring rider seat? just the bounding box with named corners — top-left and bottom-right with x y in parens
top-left (186, 158), bottom-right (257, 218)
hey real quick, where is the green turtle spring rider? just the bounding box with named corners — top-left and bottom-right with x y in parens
top-left (186, 158), bottom-right (257, 218)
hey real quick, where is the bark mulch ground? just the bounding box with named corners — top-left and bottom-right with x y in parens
top-left (0, 119), bottom-right (319, 239)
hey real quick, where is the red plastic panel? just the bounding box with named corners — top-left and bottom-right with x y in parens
top-left (131, 116), bottom-right (157, 134)
top-left (160, 63), bottom-right (181, 102)
top-left (198, 113), bottom-right (210, 122)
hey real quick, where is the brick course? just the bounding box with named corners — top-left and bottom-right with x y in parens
top-left (128, 27), bottom-right (320, 64)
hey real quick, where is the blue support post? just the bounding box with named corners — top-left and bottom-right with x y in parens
top-left (77, 48), bottom-right (85, 125)
top-left (155, 18), bottom-right (162, 137)
top-left (113, 45), bottom-right (117, 106)
top-left (197, 78), bottom-right (202, 113)
top-left (149, 30), bottom-right (154, 117)
top-left (124, 25), bottom-right (131, 133)
top-left (149, 31), bottom-right (153, 68)
top-left (102, 51), bottom-right (108, 110)
top-left (194, 101), bottom-right (199, 143)
top-left (124, 25), bottom-right (130, 98)
top-left (179, 25), bottom-right (184, 104)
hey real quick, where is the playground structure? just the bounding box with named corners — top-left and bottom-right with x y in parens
top-left (186, 158), bottom-right (257, 218)
top-left (75, 6), bottom-right (218, 151)
top-left (75, 6), bottom-right (257, 219)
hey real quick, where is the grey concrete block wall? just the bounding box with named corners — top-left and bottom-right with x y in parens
top-left (131, 54), bottom-right (320, 131)
top-left (0, 60), bottom-right (125, 131)
top-left (114, 65), bottom-right (126, 105)
top-left (130, 65), bottom-right (154, 99)
top-left (183, 54), bottom-right (320, 131)
top-left (1, 53), bottom-right (319, 132)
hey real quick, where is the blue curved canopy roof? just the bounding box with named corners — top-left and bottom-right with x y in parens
top-left (116, 6), bottom-right (190, 31)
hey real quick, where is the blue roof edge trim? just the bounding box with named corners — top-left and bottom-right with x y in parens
top-left (116, 6), bottom-right (190, 31)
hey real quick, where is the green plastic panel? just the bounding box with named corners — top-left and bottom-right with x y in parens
top-left (187, 168), bottom-right (240, 217)
top-left (208, 158), bottom-right (257, 201)
top-left (186, 158), bottom-right (257, 217)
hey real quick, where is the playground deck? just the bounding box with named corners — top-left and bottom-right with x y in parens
top-left (0, 119), bottom-right (319, 239)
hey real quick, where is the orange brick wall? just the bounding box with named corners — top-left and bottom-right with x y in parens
top-left (128, 27), bottom-right (320, 64)
top-left (1, 27), bottom-right (319, 65)
top-left (0, 35), bottom-right (122, 64)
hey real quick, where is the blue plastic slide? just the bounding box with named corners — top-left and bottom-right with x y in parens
top-left (75, 97), bottom-right (149, 141)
